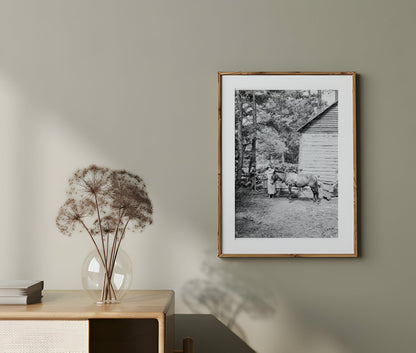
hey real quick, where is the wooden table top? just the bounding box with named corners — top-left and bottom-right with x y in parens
top-left (0, 290), bottom-right (174, 320)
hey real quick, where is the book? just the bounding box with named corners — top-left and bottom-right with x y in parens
top-left (0, 280), bottom-right (44, 296)
top-left (0, 292), bottom-right (42, 305)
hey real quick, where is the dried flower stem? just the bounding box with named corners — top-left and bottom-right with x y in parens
top-left (110, 219), bottom-right (130, 278)
top-left (79, 220), bottom-right (117, 300)
top-left (93, 194), bottom-right (111, 302)
top-left (108, 209), bottom-right (124, 278)
top-left (94, 194), bottom-right (107, 266)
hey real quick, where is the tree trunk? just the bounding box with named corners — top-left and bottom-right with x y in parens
top-left (251, 91), bottom-right (257, 171)
top-left (236, 92), bottom-right (244, 183)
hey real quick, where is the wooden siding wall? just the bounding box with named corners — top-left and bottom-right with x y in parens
top-left (302, 105), bottom-right (338, 134)
top-left (298, 134), bottom-right (338, 183)
top-left (298, 104), bottom-right (338, 184)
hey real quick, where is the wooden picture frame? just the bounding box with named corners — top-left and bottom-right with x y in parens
top-left (218, 72), bottom-right (357, 257)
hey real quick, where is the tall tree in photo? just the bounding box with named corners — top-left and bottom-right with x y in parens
top-left (249, 91), bottom-right (257, 173)
top-left (235, 91), bottom-right (244, 183)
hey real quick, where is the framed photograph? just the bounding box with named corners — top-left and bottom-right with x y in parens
top-left (218, 72), bottom-right (357, 257)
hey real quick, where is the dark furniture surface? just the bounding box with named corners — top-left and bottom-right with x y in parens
top-left (175, 314), bottom-right (255, 353)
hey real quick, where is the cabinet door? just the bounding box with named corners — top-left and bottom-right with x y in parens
top-left (89, 319), bottom-right (159, 353)
top-left (0, 320), bottom-right (88, 353)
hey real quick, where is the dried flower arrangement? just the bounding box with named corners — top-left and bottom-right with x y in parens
top-left (56, 165), bottom-right (153, 302)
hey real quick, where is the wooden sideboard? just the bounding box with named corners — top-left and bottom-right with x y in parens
top-left (0, 290), bottom-right (174, 353)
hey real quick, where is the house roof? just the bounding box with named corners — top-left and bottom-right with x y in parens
top-left (297, 101), bottom-right (338, 133)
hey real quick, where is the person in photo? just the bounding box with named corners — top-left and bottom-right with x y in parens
top-left (265, 167), bottom-right (276, 198)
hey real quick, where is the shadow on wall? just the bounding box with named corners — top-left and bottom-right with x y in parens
top-left (181, 256), bottom-right (353, 353)
top-left (181, 256), bottom-right (278, 341)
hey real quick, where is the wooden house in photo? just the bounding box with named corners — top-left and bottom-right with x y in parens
top-left (297, 101), bottom-right (338, 186)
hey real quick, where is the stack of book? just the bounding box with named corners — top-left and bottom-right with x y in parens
top-left (0, 280), bottom-right (44, 305)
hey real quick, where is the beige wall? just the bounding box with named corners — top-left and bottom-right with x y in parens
top-left (0, 1), bottom-right (415, 352)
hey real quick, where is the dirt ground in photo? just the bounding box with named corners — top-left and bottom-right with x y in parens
top-left (235, 188), bottom-right (337, 238)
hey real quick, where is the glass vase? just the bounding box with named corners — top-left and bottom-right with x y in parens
top-left (81, 248), bottom-right (132, 304)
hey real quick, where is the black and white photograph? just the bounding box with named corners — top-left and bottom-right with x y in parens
top-left (234, 89), bottom-right (339, 239)
top-left (219, 72), bottom-right (356, 257)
